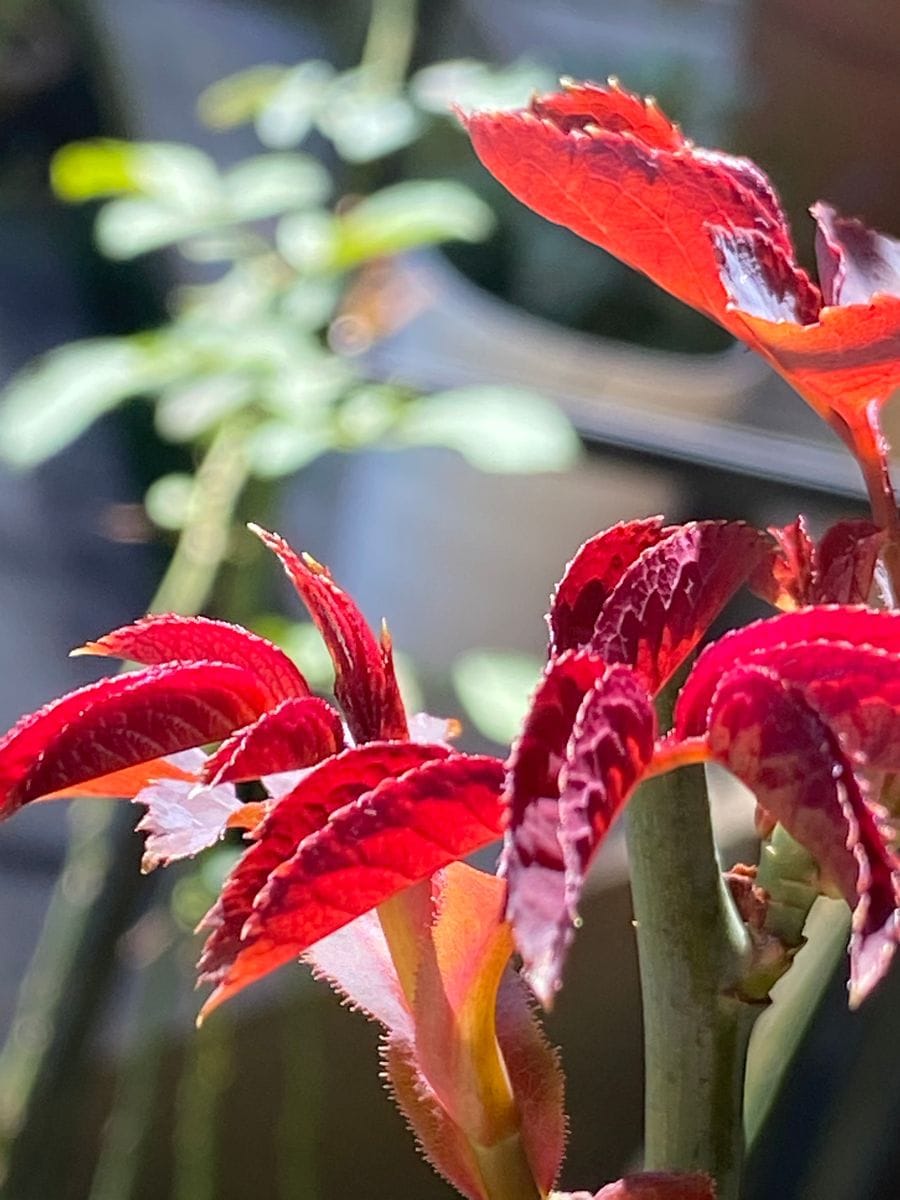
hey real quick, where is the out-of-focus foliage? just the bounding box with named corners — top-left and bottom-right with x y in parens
top-left (452, 648), bottom-right (542, 746)
top-left (0, 55), bottom-right (577, 501)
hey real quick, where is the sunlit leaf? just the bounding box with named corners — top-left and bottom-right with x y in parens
top-left (197, 63), bottom-right (289, 130)
top-left (317, 68), bottom-right (422, 162)
top-left (222, 153), bottom-right (331, 220)
top-left (256, 60), bottom-right (336, 148)
top-left (397, 385), bottom-right (579, 473)
top-left (0, 337), bottom-right (177, 466)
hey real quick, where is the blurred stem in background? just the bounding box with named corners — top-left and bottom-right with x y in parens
top-left (361, 0), bottom-right (417, 87)
top-left (0, 419), bottom-right (252, 1198)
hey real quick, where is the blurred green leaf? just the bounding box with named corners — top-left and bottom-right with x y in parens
top-left (154, 373), bottom-right (256, 443)
top-left (0, 337), bottom-right (176, 466)
top-left (332, 181), bottom-right (493, 267)
top-left (411, 58), bottom-right (556, 116)
top-left (276, 210), bottom-right (339, 273)
top-left (317, 68), bottom-right (422, 162)
top-left (279, 277), bottom-right (342, 330)
top-left (53, 139), bottom-right (220, 207)
top-left (144, 472), bottom-right (195, 531)
top-left (197, 63), bottom-right (288, 129)
top-left (256, 60), bottom-right (335, 149)
top-left (96, 197), bottom-right (209, 259)
top-left (222, 153), bottom-right (331, 220)
top-left (244, 419), bottom-right (333, 478)
top-left (335, 386), bottom-right (400, 447)
top-left (397, 386), bottom-right (580, 472)
top-left (452, 649), bottom-right (542, 746)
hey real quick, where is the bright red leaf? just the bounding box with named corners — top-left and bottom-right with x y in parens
top-left (465, 82), bottom-right (900, 509)
top-left (705, 666), bottom-right (899, 1005)
top-left (593, 1175), bottom-right (716, 1199)
top-left (549, 516), bottom-right (665, 653)
top-left (200, 754), bottom-right (504, 1017)
top-left (589, 522), bottom-right (767, 693)
top-left (752, 517), bottom-right (883, 610)
top-left (0, 662), bottom-right (269, 819)
top-left (250, 524), bottom-right (408, 744)
top-left (197, 741), bottom-right (449, 992)
top-left (503, 653), bottom-right (655, 1004)
top-left (202, 695), bottom-right (344, 785)
top-left (674, 606), bottom-right (900, 738)
top-left (74, 612), bottom-right (309, 707)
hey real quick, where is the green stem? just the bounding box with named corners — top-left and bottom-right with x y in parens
top-left (626, 735), bottom-right (759, 1199)
top-left (0, 420), bottom-right (251, 1197)
top-left (360, 0), bottom-right (418, 88)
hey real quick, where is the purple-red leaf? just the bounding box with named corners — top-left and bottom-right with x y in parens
top-left (197, 742), bottom-right (449, 992)
top-left (589, 522), bottom-right (767, 694)
top-left (752, 518), bottom-right (883, 610)
top-left (706, 666), bottom-right (899, 1005)
top-left (549, 516), bottom-right (666, 654)
top-left (202, 695), bottom-right (344, 785)
top-left (200, 754), bottom-right (504, 1016)
top-left (675, 606), bottom-right (900, 738)
top-left (74, 613), bottom-right (309, 706)
top-left (0, 663), bottom-right (270, 819)
top-left (813, 202), bottom-right (900, 308)
top-left (503, 653), bottom-right (655, 1004)
top-left (251, 525), bottom-right (408, 744)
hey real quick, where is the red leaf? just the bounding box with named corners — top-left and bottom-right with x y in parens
top-left (384, 1034), bottom-right (488, 1200)
top-left (464, 83), bottom-right (794, 324)
top-left (706, 666), bottom-right (899, 1005)
top-left (752, 518), bottom-right (882, 609)
top-left (503, 653), bottom-right (655, 1004)
top-left (0, 663), bottom-right (269, 819)
top-left (590, 521), bottom-right (767, 694)
top-left (251, 525), bottom-right (408, 743)
top-left (132, 750), bottom-right (245, 871)
top-left (465, 83), bottom-right (900, 489)
top-left (74, 613), bottom-right (309, 707)
top-left (200, 754), bottom-right (504, 1016)
top-left (675, 606), bottom-right (900, 737)
top-left (46, 755), bottom-right (196, 799)
top-left (421, 866), bottom-right (565, 1189)
top-left (202, 695), bottom-right (344, 785)
top-left (503, 652), bottom-right (609, 994)
top-left (197, 742), bottom-right (449, 992)
top-left (549, 516), bottom-right (666, 653)
top-left (813, 202), bottom-right (900, 307)
top-left (713, 224), bottom-right (900, 436)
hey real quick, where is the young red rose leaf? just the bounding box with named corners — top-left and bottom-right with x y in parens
top-left (73, 613), bottom-right (309, 707)
top-left (464, 84), bottom-right (794, 324)
top-left (813, 202), bottom-right (900, 307)
top-left (749, 517), bottom-right (815, 610)
top-left (251, 525), bottom-right (408, 743)
top-left (751, 518), bottom-right (883, 610)
top-left (132, 749), bottom-right (244, 871)
top-left (712, 225), bottom-right (900, 441)
top-left (202, 695), bottom-right (344, 785)
top-left (706, 666), bottom-right (900, 1005)
top-left (200, 754), bottom-right (504, 1017)
top-left (197, 741), bottom-right (449, 989)
top-left (384, 1033), bottom-right (489, 1200)
top-left (0, 662), bottom-right (270, 820)
top-left (549, 516), bottom-right (666, 653)
top-left (45, 754), bottom-right (197, 799)
top-left (674, 606), bottom-right (900, 737)
top-left (555, 666), bottom-right (656, 980)
top-left (418, 864), bottom-right (564, 1188)
top-left (502, 651), bottom-right (610, 997)
top-left (590, 521), bottom-right (767, 694)
top-left (815, 520), bottom-right (884, 605)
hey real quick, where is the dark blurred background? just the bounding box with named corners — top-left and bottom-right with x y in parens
top-left (0, 2), bottom-right (899, 1198)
